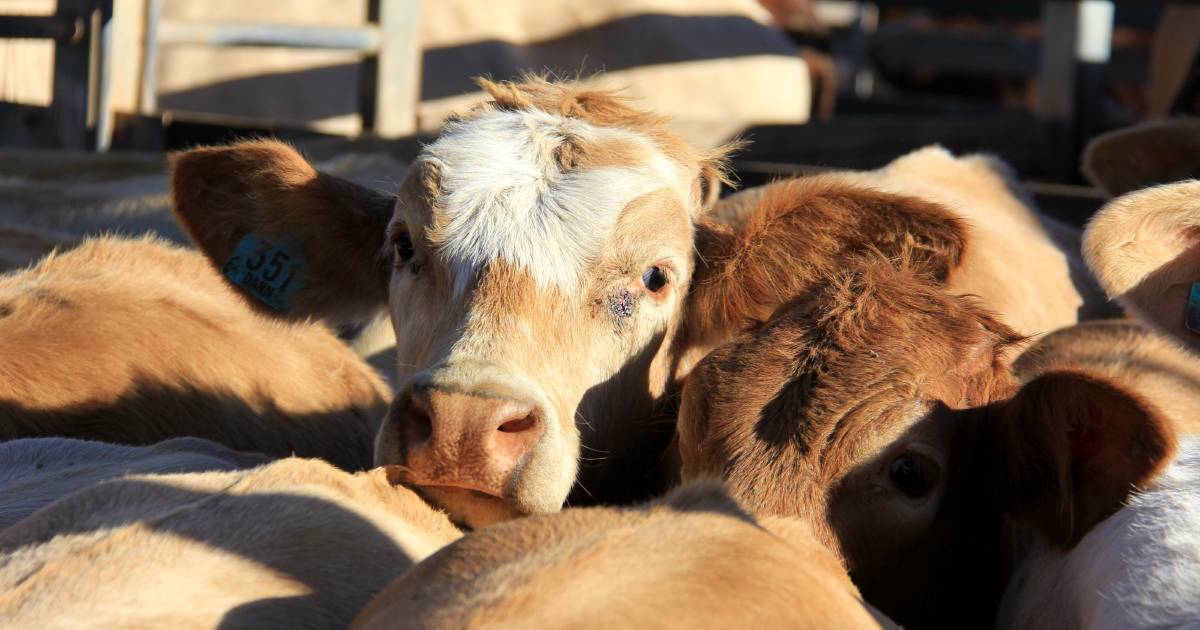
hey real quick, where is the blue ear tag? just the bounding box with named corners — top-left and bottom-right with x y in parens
top-left (1186, 282), bottom-right (1200, 334)
top-left (221, 234), bottom-right (306, 312)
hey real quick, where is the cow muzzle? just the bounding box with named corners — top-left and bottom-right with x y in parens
top-left (378, 382), bottom-right (549, 528)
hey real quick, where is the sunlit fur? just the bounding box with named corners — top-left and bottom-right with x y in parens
top-left (0, 458), bottom-right (460, 628)
top-left (352, 482), bottom-right (896, 630)
top-left (422, 108), bottom-right (689, 295)
top-left (1082, 180), bottom-right (1200, 354)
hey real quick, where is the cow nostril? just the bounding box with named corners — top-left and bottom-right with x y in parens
top-left (403, 404), bottom-right (433, 447)
top-left (497, 414), bottom-right (536, 434)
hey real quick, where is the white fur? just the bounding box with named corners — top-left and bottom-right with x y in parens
top-left (997, 437), bottom-right (1200, 629)
top-left (421, 109), bottom-right (688, 294)
top-left (0, 437), bottom-right (268, 531)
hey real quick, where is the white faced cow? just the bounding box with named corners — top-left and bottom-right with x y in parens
top-left (171, 78), bottom-right (741, 527)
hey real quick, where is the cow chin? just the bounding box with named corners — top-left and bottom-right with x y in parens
top-left (378, 435), bottom-right (579, 530)
top-left (415, 486), bottom-right (527, 529)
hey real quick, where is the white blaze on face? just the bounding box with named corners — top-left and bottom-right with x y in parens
top-left (422, 109), bottom-right (688, 295)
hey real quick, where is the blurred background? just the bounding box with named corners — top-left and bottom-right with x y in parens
top-left (1, 0), bottom-right (1198, 232)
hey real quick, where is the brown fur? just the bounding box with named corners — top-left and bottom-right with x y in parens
top-left (351, 482), bottom-right (895, 630)
top-left (0, 236), bottom-right (392, 470)
top-left (0, 458), bottom-right (460, 628)
top-left (687, 176), bottom-right (968, 354)
top-left (1015, 319), bottom-right (1200, 433)
top-left (677, 253), bottom-right (1177, 627)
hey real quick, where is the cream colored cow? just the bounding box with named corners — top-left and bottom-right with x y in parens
top-left (352, 482), bottom-right (895, 630)
top-left (0, 236), bottom-right (391, 470)
top-left (0, 458), bottom-right (460, 628)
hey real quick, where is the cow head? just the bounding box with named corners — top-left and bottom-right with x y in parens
top-left (677, 252), bottom-right (1178, 627)
top-left (171, 79), bottom-right (738, 527)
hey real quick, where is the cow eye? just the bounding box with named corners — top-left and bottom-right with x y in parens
top-left (641, 266), bottom-right (668, 292)
top-left (394, 233), bottom-right (414, 263)
top-left (889, 453), bottom-right (937, 499)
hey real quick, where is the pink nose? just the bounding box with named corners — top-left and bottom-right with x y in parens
top-left (394, 387), bottom-right (543, 498)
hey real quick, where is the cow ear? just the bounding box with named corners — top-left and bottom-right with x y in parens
top-left (1000, 370), bottom-right (1177, 548)
top-left (1083, 180), bottom-right (1200, 355)
top-left (170, 140), bottom-right (395, 328)
top-left (682, 177), bottom-right (968, 354)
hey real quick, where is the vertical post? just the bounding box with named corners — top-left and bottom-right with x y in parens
top-left (372, 0), bottom-right (421, 137)
top-left (140, 0), bottom-right (162, 115)
top-left (91, 0), bottom-right (114, 151)
top-left (1038, 0), bottom-right (1112, 179)
top-left (51, 0), bottom-right (91, 149)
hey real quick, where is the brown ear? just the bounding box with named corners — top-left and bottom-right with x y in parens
top-left (170, 140), bottom-right (395, 327)
top-left (1082, 180), bottom-right (1200, 355)
top-left (683, 175), bottom-right (968, 353)
top-left (1000, 370), bottom-right (1177, 548)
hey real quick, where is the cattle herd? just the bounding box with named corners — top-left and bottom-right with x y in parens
top-left (0, 77), bottom-right (1197, 628)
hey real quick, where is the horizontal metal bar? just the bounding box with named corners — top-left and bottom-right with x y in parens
top-left (157, 21), bottom-right (381, 52)
top-left (0, 15), bottom-right (83, 42)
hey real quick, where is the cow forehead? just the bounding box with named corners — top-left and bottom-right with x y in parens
top-left (419, 109), bottom-right (693, 295)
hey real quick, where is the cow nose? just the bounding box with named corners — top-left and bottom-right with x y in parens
top-left (398, 386), bottom-right (543, 497)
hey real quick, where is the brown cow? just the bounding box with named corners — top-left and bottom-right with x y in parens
top-left (351, 481), bottom-right (895, 630)
top-left (677, 251), bottom-right (1177, 627)
top-left (171, 79), bottom-right (988, 528)
top-left (1083, 180), bottom-right (1200, 354)
top-left (0, 236), bottom-right (391, 470)
top-left (0, 458), bottom-right (460, 628)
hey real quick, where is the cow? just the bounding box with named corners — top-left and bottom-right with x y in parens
top-left (1014, 319), bottom-right (1200, 434)
top-left (351, 481), bottom-right (895, 630)
top-left (171, 80), bottom-right (1040, 529)
top-left (1082, 179), bottom-right (1200, 355)
top-left (0, 437), bottom-right (269, 530)
top-left (675, 247), bottom-right (1179, 627)
top-left (0, 236), bottom-right (392, 470)
top-left (0, 458), bottom-right (461, 628)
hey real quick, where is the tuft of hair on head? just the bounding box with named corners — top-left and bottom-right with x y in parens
top-left (467, 74), bottom-right (738, 209)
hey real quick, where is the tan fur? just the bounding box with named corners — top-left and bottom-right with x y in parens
top-left (676, 253), bottom-right (1176, 627)
top-left (351, 482), bottom-right (894, 630)
top-left (1014, 319), bottom-right (1200, 433)
top-left (864, 146), bottom-right (1109, 335)
top-left (0, 458), bottom-right (460, 628)
top-left (0, 236), bottom-right (392, 470)
top-left (1083, 180), bottom-right (1200, 354)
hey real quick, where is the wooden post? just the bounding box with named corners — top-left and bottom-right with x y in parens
top-left (372, 0), bottom-right (421, 137)
top-left (51, 0), bottom-right (91, 149)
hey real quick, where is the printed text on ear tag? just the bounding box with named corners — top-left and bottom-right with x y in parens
top-left (1186, 282), bottom-right (1200, 334)
top-left (221, 234), bottom-right (306, 312)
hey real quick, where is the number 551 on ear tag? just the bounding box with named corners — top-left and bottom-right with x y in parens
top-left (221, 234), bottom-right (306, 313)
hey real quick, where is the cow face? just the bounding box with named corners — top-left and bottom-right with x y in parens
top-left (677, 257), bottom-right (1177, 627)
top-left (373, 100), bottom-right (711, 526)
top-left (171, 78), bottom-right (730, 528)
